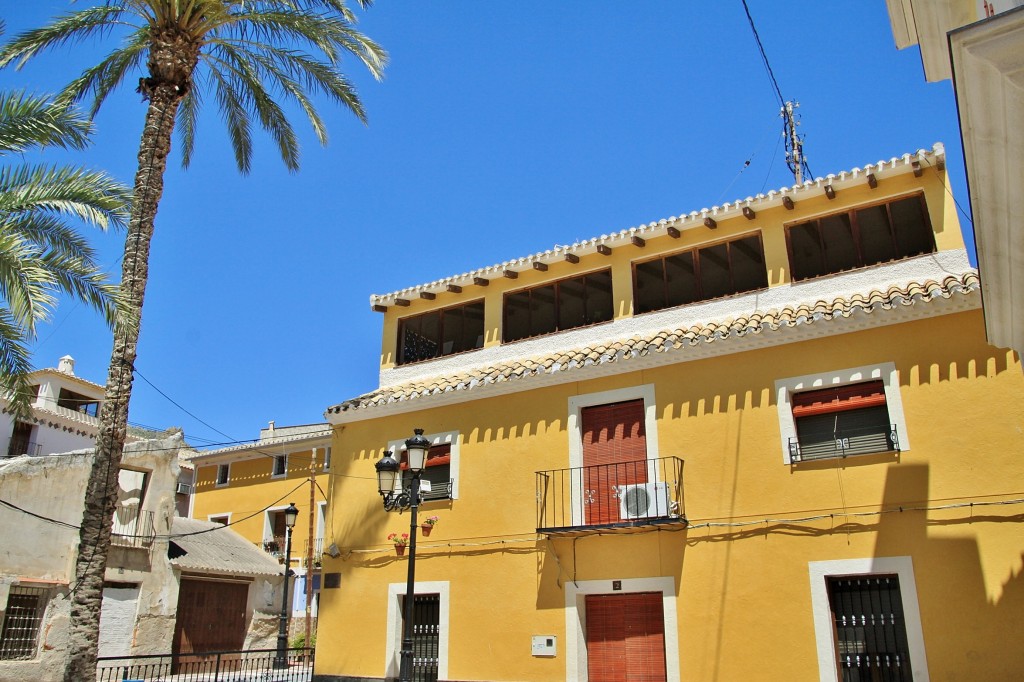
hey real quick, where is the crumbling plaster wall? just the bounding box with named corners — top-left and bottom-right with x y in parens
top-left (0, 433), bottom-right (184, 681)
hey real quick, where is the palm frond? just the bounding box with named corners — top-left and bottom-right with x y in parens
top-left (0, 307), bottom-right (36, 419)
top-left (60, 34), bottom-right (148, 116)
top-left (215, 42), bottom-right (299, 170)
top-left (0, 164), bottom-right (131, 231)
top-left (176, 85), bottom-right (203, 169)
top-left (0, 229), bottom-right (57, 332)
top-left (0, 6), bottom-right (129, 70)
top-left (0, 91), bottom-right (93, 153)
top-left (207, 60), bottom-right (254, 173)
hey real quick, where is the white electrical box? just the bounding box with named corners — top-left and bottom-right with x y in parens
top-left (420, 480), bottom-right (432, 494)
top-left (531, 635), bottom-right (556, 657)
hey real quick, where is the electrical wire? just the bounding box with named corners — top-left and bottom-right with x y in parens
top-left (740, 0), bottom-right (784, 109)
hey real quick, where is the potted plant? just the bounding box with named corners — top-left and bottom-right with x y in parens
top-left (388, 532), bottom-right (409, 555)
top-left (421, 515), bottom-right (439, 536)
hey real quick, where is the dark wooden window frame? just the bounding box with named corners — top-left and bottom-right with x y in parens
top-left (502, 268), bottom-right (613, 343)
top-left (784, 192), bottom-right (936, 282)
top-left (397, 299), bottom-right (485, 366)
top-left (631, 231), bottom-right (768, 315)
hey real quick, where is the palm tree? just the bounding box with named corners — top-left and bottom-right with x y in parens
top-left (0, 3), bottom-right (386, 678)
top-left (0, 88), bottom-right (130, 416)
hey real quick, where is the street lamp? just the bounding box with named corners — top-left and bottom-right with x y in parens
top-left (275, 502), bottom-right (299, 669)
top-left (374, 428), bottom-right (431, 682)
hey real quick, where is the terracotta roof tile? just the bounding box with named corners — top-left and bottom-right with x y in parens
top-left (329, 273), bottom-right (979, 416)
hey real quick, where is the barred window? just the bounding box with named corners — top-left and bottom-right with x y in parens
top-left (0, 586), bottom-right (48, 660)
top-left (828, 575), bottom-right (913, 681)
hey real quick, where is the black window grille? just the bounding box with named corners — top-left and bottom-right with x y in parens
top-left (0, 586), bottom-right (48, 660)
top-left (503, 270), bottom-right (612, 342)
top-left (787, 194), bottom-right (935, 282)
top-left (633, 233), bottom-right (767, 314)
top-left (828, 575), bottom-right (913, 682)
top-left (399, 300), bottom-right (485, 365)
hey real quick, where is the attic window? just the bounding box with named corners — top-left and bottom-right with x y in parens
top-left (398, 300), bottom-right (485, 365)
top-left (503, 269), bottom-right (613, 342)
top-left (786, 193), bottom-right (935, 281)
top-left (57, 388), bottom-right (99, 417)
top-left (633, 233), bottom-right (768, 314)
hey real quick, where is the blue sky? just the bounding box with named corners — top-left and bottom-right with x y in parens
top-left (1, 2), bottom-right (969, 449)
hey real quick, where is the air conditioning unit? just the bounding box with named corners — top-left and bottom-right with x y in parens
top-left (175, 482), bottom-right (194, 495)
top-left (618, 482), bottom-right (669, 520)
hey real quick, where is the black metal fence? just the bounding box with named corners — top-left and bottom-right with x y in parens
top-left (96, 647), bottom-right (314, 681)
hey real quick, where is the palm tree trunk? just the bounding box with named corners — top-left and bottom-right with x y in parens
top-left (62, 83), bottom-right (182, 682)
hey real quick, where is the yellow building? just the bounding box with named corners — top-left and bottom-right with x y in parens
top-left (187, 422), bottom-right (332, 631)
top-left (316, 143), bottom-right (1024, 681)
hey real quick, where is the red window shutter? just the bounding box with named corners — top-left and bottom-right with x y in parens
top-left (585, 592), bottom-right (667, 682)
top-left (792, 380), bottom-right (886, 417)
top-left (581, 400), bottom-right (648, 524)
top-left (399, 442), bottom-right (451, 470)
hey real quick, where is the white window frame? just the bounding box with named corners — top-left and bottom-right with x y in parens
top-left (264, 505), bottom-right (290, 543)
top-left (215, 463), bottom-right (230, 487)
top-left (564, 576), bottom-right (679, 681)
top-left (387, 430), bottom-right (460, 500)
top-left (271, 454), bottom-right (288, 478)
top-left (808, 556), bottom-right (929, 682)
top-left (321, 446), bottom-right (332, 471)
top-left (567, 385), bottom-right (660, 525)
top-left (385, 581), bottom-right (449, 680)
top-left (207, 513), bottom-right (232, 526)
top-left (775, 362), bottom-right (910, 465)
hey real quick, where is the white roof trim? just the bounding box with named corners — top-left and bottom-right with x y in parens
top-left (370, 145), bottom-right (946, 307)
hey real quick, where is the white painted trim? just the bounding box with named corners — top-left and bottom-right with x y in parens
top-left (263, 505), bottom-right (290, 541)
top-left (207, 512), bottom-right (232, 525)
top-left (564, 576), bottom-right (679, 681)
top-left (315, 501), bottom-right (327, 541)
top-left (385, 581), bottom-right (449, 680)
top-left (567, 385), bottom-right (659, 526)
top-left (774, 361), bottom-right (909, 465)
top-left (387, 430), bottom-right (460, 500)
top-left (808, 556), bottom-right (929, 682)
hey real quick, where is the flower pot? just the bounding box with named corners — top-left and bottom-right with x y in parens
top-left (394, 544), bottom-right (406, 556)
top-left (421, 524), bottom-right (432, 536)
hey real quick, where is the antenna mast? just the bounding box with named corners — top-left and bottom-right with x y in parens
top-left (782, 101), bottom-right (811, 184)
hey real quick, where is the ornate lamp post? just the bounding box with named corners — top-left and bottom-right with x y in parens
top-left (374, 429), bottom-right (430, 682)
top-left (274, 502), bottom-right (299, 668)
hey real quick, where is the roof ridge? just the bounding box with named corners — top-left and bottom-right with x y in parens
top-left (370, 144), bottom-right (947, 306)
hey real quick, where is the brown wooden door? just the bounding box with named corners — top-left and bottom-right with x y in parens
top-left (586, 592), bottom-right (667, 682)
top-left (173, 578), bottom-right (248, 665)
top-left (581, 400), bottom-right (647, 524)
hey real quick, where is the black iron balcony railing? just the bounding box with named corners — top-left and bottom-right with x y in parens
top-left (261, 536), bottom-right (286, 557)
top-left (97, 647), bottom-right (314, 682)
top-left (536, 456), bottom-right (685, 534)
top-left (789, 423), bottom-right (900, 463)
top-left (110, 507), bottom-right (155, 548)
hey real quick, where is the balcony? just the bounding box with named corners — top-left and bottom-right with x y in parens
top-left (303, 537), bottom-right (324, 568)
top-left (789, 423), bottom-right (900, 463)
top-left (536, 457), bottom-right (686, 535)
top-left (110, 506), bottom-right (155, 548)
top-left (261, 536), bottom-right (286, 559)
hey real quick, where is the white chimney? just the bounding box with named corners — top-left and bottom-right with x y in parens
top-left (57, 355), bottom-right (75, 375)
top-left (268, 420), bottom-right (275, 435)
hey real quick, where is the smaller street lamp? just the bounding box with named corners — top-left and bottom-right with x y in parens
top-left (274, 502), bottom-right (299, 669)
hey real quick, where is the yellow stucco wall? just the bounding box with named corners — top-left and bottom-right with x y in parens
top-left (318, 308), bottom-right (1024, 680)
top-left (190, 446), bottom-right (329, 558)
